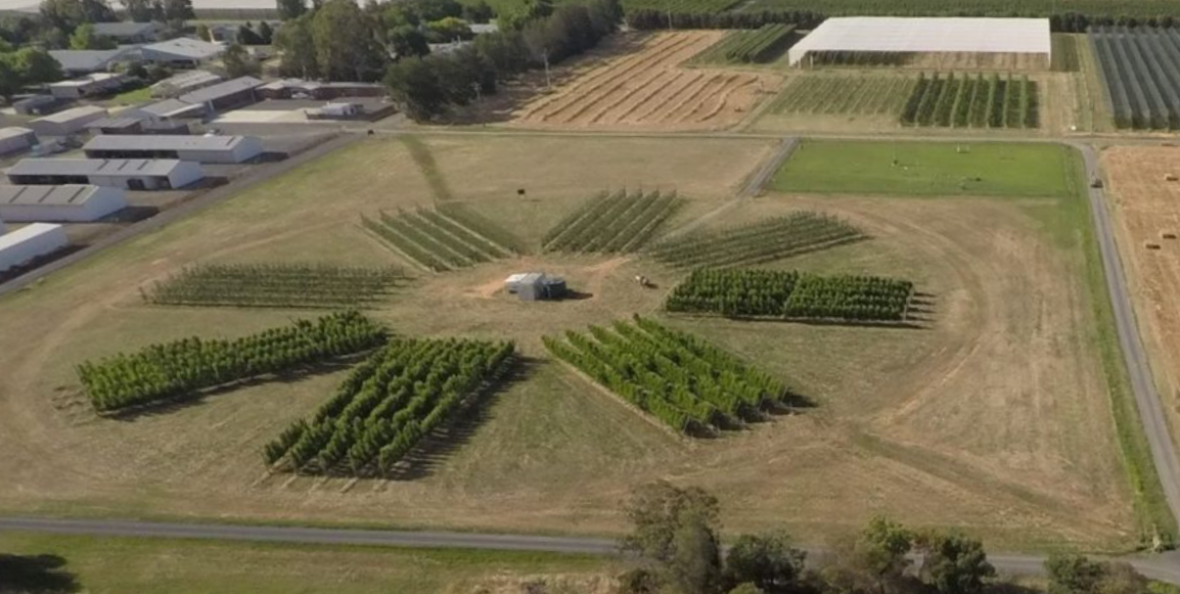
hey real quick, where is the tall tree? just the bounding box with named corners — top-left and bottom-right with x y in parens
top-left (68, 23), bottom-right (116, 49)
top-left (276, 0), bottom-right (306, 21)
top-left (123, 0), bottom-right (156, 21)
top-left (257, 20), bottom-right (273, 44)
top-left (0, 54), bottom-right (21, 101)
top-left (919, 534), bottom-right (995, 594)
top-left (39, 0), bottom-right (116, 35)
top-left (724, 532), bottom-right (807, 594)
top-left (622, 481), bottom-right (721, 565)
top-left (384, 56), bottom-right (445, 120)
top-left (388, 25), bottom-right (428, 60)
top-left (161, 0), bottom-right (194, 25)
top-left (221, 43), bottom-right (259, 77)
top-left (274, 13), bottom-right (318, 78)
top-left (1046, 555), bottom-right (1149, 594)
top-left (311, 0), bottom-right (384, 81)
top-left (668, 512), bottom-right (723, 594)
top-left (14, 47), bottom-right (63, 84)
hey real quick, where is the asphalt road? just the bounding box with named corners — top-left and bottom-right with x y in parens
top-left (1076, 143), bottom-right (1180, 525)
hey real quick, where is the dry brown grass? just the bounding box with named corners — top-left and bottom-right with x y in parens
top-left (511, 32), bottom-right (782, 132)
top-left (1104, 146), bottom-right (1180, 460)
top-left (0, 134), bottom-right (1135, 551)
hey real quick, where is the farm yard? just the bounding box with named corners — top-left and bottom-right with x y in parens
top-left (1104, 146), bottom-right (1180, 468)
top-left (512, 31), bottom-right (782, 131)
top-left (0, 131), bottom-right (1149, 552)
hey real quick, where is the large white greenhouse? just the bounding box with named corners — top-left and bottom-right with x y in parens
top-left (788, 17), bottom-right (1052, 68)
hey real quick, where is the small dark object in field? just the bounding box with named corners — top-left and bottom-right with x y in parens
top-left (517, 188), bottom-right (526, 196)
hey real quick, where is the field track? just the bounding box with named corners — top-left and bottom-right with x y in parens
top-left (2, 517), bottom-right (1180, 584)
top-left (515, 31), bottom-right (780, 130)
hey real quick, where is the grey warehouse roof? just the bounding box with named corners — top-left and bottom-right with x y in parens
top-left (84, 134), bottom-right (256, 151)
top-left (0, 127), bottom-right (34, 140)
top-left (9, 158), bottom-right (189, 177)
top-left (32, 105), bottom-right (107, 124)
top-left (138, 99), bottom-right (205, 118)
top-left (48, 48), bottom-right (131, 72)
top-left (142, 38), bottom-right (224, 60)
top-left (178, 76), bottom-right (262, 104)
top-left (0, 184), bottom-right (107, 206)
top-left (85, 116), bottom-right (144, 130)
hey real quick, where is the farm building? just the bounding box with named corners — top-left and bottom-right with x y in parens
top-left (91, 21), bottom-right (160, 43)
top-left (83, 135), bottom-right (264, 163)
top-left (0, 185), bottom-right (126, 222)
top-left (140, 38), bottom-right (224, 68)
top-left (178, 76), bottom-right (263, 111)
top-left (0, 223), bottom-right (68, 273)
top-left (256, 79), bottom-right (385, 100)
top-left (7, 158), bottom-right (204, 190)
top-left (85, 114), bottom-right (190, 136)
top-left (787, 17), bottom-right (1052, 68)
top-left (150, 70), bottom-right (222, 98)
top-left (48, 72), bottom-right (129, 99)
top-left (0, 127), bottom-right (37, 156)
top-left (28, 106), bottom-right (109, 137)
top-left (505, 272), bottom-right (567, 301)
top-left (12, 94), bottom-right (59, 116)
top-left (139, 98), bottom-right (207, 120)
top-left (48, 48), bottom-right (135, 76)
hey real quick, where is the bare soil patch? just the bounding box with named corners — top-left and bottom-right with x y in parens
top-left (511, 31), bottom-right (782, 131)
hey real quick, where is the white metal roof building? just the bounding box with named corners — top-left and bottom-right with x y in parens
top-left (140, 38), bottom-right (225, 68)
top-left (84, 135), bottom-right (264, 163)
top-left (787, 17), bottom-right (1052, 67)
top-left (0, 127), bottom-right (37, 156)
top-left (0, 223), bottom-right (68, 273)
top-left (7, 158), bottom-right (204, 190)
top-left (28, 105), bottom-right (109, 137)
top-left (0, 185), bottom-right (126, 222)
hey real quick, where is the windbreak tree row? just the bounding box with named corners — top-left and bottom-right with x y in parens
top-left (263, 337), bottom-right (515, 476)
top-left (141, 263), bottom-right (404, 309)
top-left (543, 190), bottom-right (685, 254)
top-left (646, 212), bottom-right (864, 269)
top-left (544, 316), bottom-right (794, 435)
top-left (666, 268), bottom-right (914, 322)
top-left (77, 312), bottom-right (388, 412)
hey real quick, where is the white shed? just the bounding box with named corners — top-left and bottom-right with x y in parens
top-left (0, 185), bottom-right (127, 222)
top-left (0, 223), bottom-right (68, 273)
top-left (7, 158), bottom-right (205, 190)
top-left (28, 106), bottom-right (109, 137)
top-left (0, 127), bottom-right (37, 156)
top-left (83, 135), bottom-right (264, 164)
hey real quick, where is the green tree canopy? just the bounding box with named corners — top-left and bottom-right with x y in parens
top-left (274, 13), bottom-right (318, 78)
top-left (68, 23), bottom-right (116, 49)
top-left (15, 47), bottom-right (63, 84)
top-left (919, 534), bottom-right (995, 594)
top-left (312, 0), bottom-right (385, 81)
top-left (724, 531), bottom-right (806, 594)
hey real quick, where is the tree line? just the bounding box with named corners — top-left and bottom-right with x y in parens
top-left (618, 481), bottom-right (1162, 594)
top-left (384, 0), bottom-right (622, 121)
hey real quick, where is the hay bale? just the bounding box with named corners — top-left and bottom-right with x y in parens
top-left (1146, 242), bottom-right (1162, 250)
top-left (1163, 232), bottom-right (1177, 240)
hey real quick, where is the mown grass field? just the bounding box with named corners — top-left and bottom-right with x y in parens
top-left (771, 140), bottom-right (1074, 197)
top-left (0, 533), bottom-right (609, 594)
top-left (0, 134), bottom-right (1147, 551)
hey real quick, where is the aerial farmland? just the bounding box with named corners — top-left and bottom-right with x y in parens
top-left (5, 0), bottom-right (1180, 590)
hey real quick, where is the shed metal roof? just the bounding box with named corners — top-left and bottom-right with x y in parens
top-left (31, 105), bottom-right (107, 124)
top-left (84, 134), bottom-right (255, 151)
top-left (0, 223), bottom-right (63, 251)
top-left (788, 17), bottom-right (1052, 65)
top-left (48, 48), bottom-right (131, 72)
top-left (142, 37), bottom-right (224, 60)
top-left (139, 99), bottom-right (205, 118)
top-left (0, 184), bottom-right (106, 206)
top-left (9, 158), bottom-right (187, 177)
top-left (178, 76), bottom-right (262, 104)
top-left (0, 127), bottom-right (34, 141)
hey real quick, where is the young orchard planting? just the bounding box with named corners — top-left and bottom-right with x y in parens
top-left (544, 316), bottom-right (792, 434)
top-left (666, 268), bottom-right (914, 322)
top-left (263, 338), bottom-right (515, 476)
top-left (771, 75), bottom-right (916, 117)
top-left (1090, 27), bottom-right (1180, 129)
top-left (543, 190), bottom-right (684, 254)
top-left (900, 72), bottom-right (1038, 128)
top-left (142, 263), bottom-right (403, 309)
top-left (691, 24), bottom-right (795, 64)
top-left (363, 207), bottom-right (520, 272)
top-left (646, 212), bottom-right (864, 269)
top-left (77, 312), bottom-right (387, 413)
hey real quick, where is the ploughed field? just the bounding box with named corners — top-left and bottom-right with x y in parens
top-left (0, 136), bottom-right (1140, 550)
top-left (513, 31), bottom-right (781, 131)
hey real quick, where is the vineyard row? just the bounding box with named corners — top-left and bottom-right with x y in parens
top-left (141, 263), bottom-right (404, 309)
top-left (1090, 26), bottom-right (1180, 129)
top-left (363, 206), bottom-right (519, 272)
top-left (543, 190), bottom-right (684, 255)
top-left (646, 212), bottom-right (865, 269)
top-left (900, 72), bottom-right (1038, 129)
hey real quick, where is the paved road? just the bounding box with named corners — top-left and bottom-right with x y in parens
top-left (1075, 143), bottom-right (1180, 526)
top-left (5, 516), bottom-right (1180, 585)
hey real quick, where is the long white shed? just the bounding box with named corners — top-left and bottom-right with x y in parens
top-left (0, 222), bottom-right (68, 273)
top-left (787, 17), bottom-right (1052, 67)
top-left (28, 105), bottom-right (109, 137)
top-left (0, 185), bottom-right (127, 222)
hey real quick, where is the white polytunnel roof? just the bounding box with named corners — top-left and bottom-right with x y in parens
top-left (788, 17), bottom-right (1052, 65)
